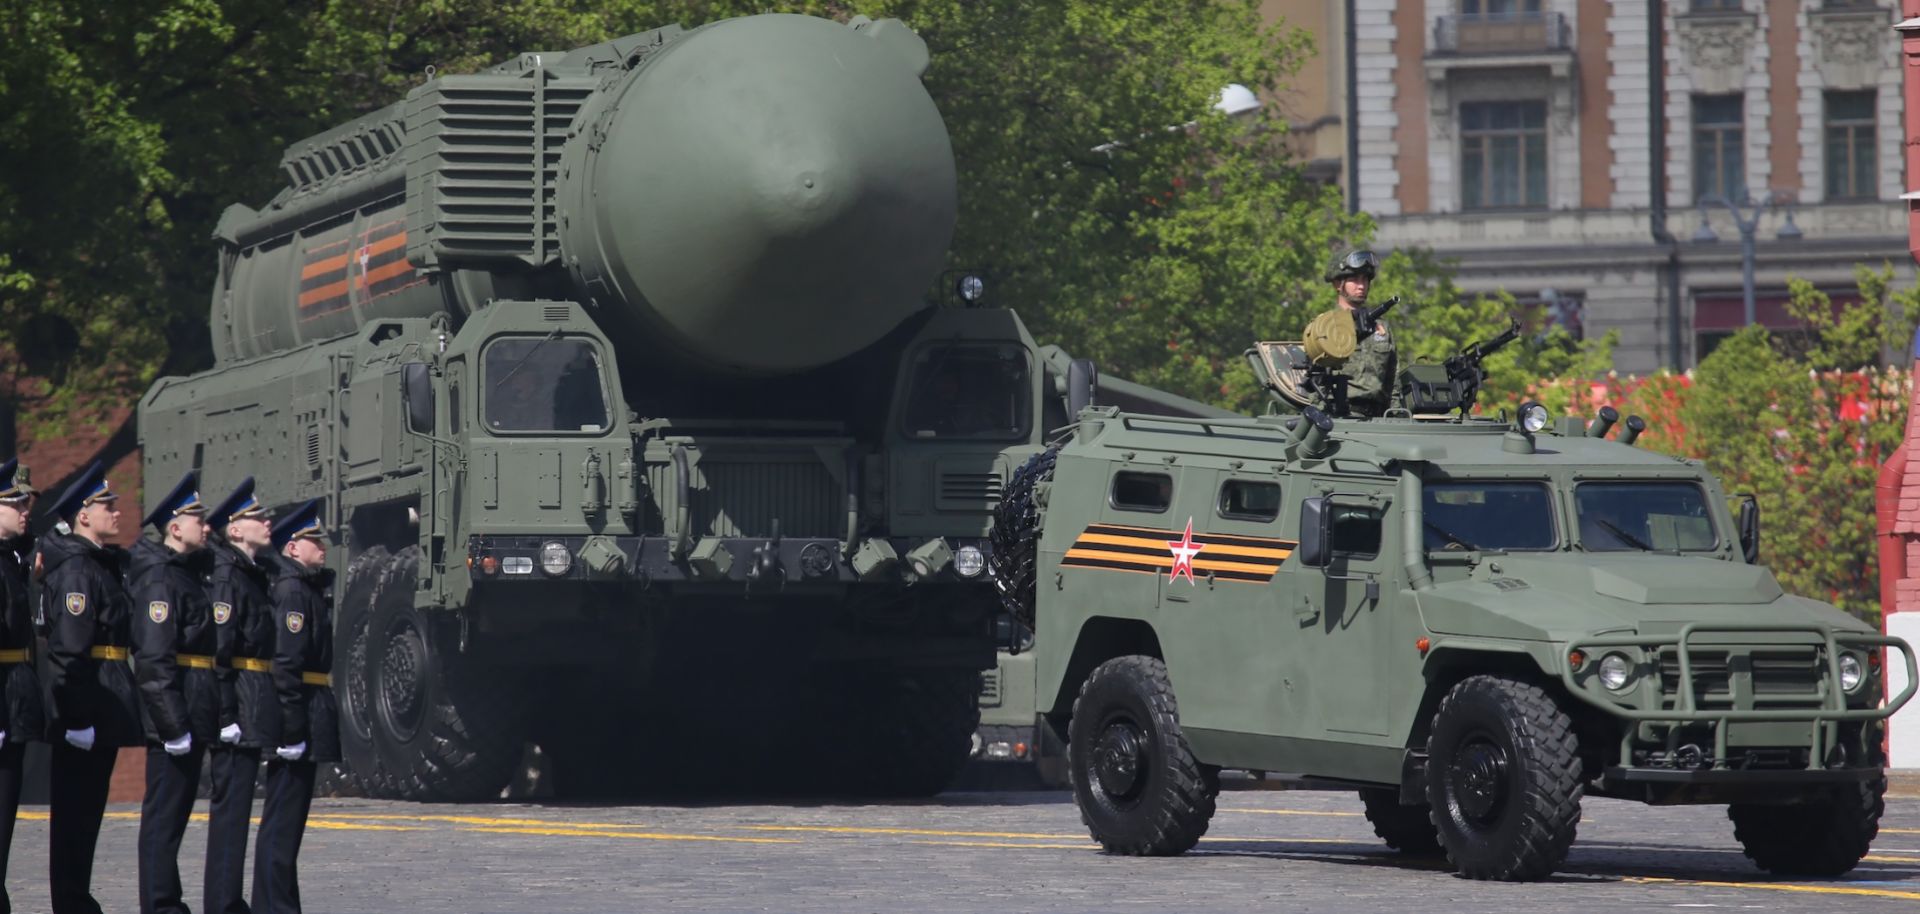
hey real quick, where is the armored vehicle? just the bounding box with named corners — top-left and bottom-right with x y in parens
top-left (138, 13), bottom-right (1083, 800)
top-left (990, 360), bottom-right (1915, 879)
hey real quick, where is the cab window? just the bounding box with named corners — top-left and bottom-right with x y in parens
top-left (901, 344), bottom-right (1031, 440)
top-left (483, 337), bottom-right (611, 433)
top-left (1218, 480), bottom-right (1281, 522)
top-left (1423, 481), bottom-right (1556, 551)
top-left (1331, 505), bottom-right (1384, 559)
top-left (1575, 481), bottom-right (1718, 552)
top-left (1111, 472), bottom-right (1172, 513)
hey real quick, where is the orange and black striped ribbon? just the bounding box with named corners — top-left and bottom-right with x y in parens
top-left (1061, 523), bottom-right (1294, 583)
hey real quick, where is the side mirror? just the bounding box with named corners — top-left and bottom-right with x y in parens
top-left (1736, 494), bottom-right (1759, 565)
top-left (1297, 496), bottom-right (1332, 568)
top-left (401, 362), bottom-right (434, 435)
top-left (1068, 359), bottom-right (1098, 417)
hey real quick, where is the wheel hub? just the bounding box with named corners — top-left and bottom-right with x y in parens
top-left (380, 622), bottom-right (428, 737)
top-left (1093, 721), bottom-right (1147, 799)
top-left (1450, 736), bottom-right (1510, 823)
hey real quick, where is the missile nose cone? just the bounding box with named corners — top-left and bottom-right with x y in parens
top-left (571, 14), bottom-right (958, 375)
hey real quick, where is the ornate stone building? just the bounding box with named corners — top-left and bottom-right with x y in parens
top-left (1262, 0), bottom-right (1912, 373)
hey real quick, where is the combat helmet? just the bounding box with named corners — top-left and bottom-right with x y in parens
top-left (1324, 248), bottom-right (1379, 284)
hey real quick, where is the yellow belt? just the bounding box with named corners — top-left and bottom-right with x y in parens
top-left (232, 657), bottom-right (330, 687)
top-left (89, 646), bottom-right (130, 661)
top-left (176, 654), bottom-right (215, 670)
top-left (0, 648), bottom-right (27, 664)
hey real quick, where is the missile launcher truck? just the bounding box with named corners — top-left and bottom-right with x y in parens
top-left (987, 335), bottom-right (1916, 881)
top-left (138, 13), bottom-right (1088, 800)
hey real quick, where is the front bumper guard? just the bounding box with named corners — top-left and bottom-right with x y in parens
top-left (1558, 623), bottom-right (1917, 772)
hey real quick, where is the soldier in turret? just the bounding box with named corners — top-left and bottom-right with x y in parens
top-left (130, 472), bottom-right (217, 914)
top-left (204, 477), bottom-right (273, 914)
top-left (0, 460), bottom-right (38, 914)
top-left (39, 461), bottom-right (143, 914)
top-left (252, 500), bottom-right (337, 914)
top-left (1318, 248), bottom-right (1400, 417)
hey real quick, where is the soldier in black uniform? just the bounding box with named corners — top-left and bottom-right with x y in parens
top-left (205, 477), bottom-right (273, 914)
top-left (0, 459), bottom-right (40, 914)
top-left (252, 500), bottom-right (336, 914)
top-left (130, 472), bottom-right (217, 914)
top-left (39, 461), bottom-right (142, 914)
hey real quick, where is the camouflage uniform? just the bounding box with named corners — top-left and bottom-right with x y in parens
top-left (1343, 315), bottom-right (1399, 418)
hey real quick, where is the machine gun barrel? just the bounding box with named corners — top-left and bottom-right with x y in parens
top-left (1356, 296), bottom-right (1398, 337)
top-left (1463, 318), bottom-right (1522, 360)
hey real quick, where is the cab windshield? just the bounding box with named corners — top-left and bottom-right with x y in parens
top-left (484, 337), bottom-right (611, 433)
top-left (1422, 481), bottom-right (1557, 552)
top-left (901, 344), bottom-right (1031, 440)
top-left (1575, 481), bottom-right (1719, 552)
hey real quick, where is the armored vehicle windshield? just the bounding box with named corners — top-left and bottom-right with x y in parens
top-left (1422, 481), bottom-right (1557, 552)
top-left (903, 343), bottom-right (1032, 439)
top-left (1574, 480), bottom-right (1719, 553)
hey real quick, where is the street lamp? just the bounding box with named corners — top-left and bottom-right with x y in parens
top-left (1692, 191), bottom-right (1803, 328)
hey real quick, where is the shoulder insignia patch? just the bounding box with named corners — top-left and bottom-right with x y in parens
top-left (65, 593), bottom-right (87, 616)
top-left (285, 611), bottom-right (305, 634)
top-left (148, 601), bottom-right (169, 624)
top-left (213, 602), bottom-right (232, 624)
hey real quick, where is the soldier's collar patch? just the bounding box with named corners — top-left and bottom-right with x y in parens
top-left (148, 601), bottom-right (169, 624)
top-left (65, 593), bottom-right (86, 616)
top-left (213, 602), bottom-right (232, 624)
top-left (285, 610), bottom-right (305, 634)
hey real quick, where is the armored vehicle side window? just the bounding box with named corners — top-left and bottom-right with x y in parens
top-left (1218, 480), bottom-right (1280, 522)
top-left (1575, 481), bottom-right (1718, 552)
top-left (484, 337), bottom-right (611, 434)
top-left (1330, 505), bottom-right (1384, 558)
top-left (902, 344), bottom-right (1031, 440)
top-left (1423, 481), bottom-right (1556, 551)
top-left (1111, 472), bottom-right (1172, 513)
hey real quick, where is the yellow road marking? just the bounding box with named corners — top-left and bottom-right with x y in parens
top-left (1863, 854), bottom-right (1920, 864)
top-left (745, 824), bottom-right (1084, 840)
top-left (308, 813), bottom-right (658, 829)
top-left (912, 840), bottom-right (1098, 850)
top-left (306, 821), bottom-right (427, 832)
top-left (1627, 875), bottom-right (1920, 902)
top-left (461, 825), bottom-right (797, 845)
top-left (1197, 836), bottom-right (1371, 846)
top-left (1882, 828), bottom-right (1920, 835)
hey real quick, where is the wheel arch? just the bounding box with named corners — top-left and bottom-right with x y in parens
top-left (1045, 616), bottom-right (1164, 722)
top-left (1412, 645), bottom-right (1615, 776)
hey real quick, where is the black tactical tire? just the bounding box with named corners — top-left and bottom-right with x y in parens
top-left (988, 447), bottom-right (1058, 630)
top-left (1425, 675), bottom-right (1583, 881)
top-left (332, 546), bottom-right (389, 797)
top-left (850, 669), bottom-right (982, 797)
top-left (353, 546), bottom-right (528, 802)
top-left (1069, 655), bottom-right (1217, 855)
top-left (1728, 777), bottom-right (1885, 877)
top-left (1359, 787), bottom-right (1443, 855)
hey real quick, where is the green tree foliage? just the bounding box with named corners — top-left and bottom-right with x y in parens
top-left (1676, 266), bottom-right (1914, 620)
top-left (0, 0), bottom-right (1610, 433)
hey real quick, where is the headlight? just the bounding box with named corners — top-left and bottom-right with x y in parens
top-left (957, 274), bottom-right (985, 303)
top-left (1518, 401), bottom-right (1551, 434)
top-left (540, 541), bottom-right (573, 576)
top-left (1598, 653), bottom-right (1633, 691)
top-left (954, 546), bottom-right (985, 578)
top-left (1839, 653), bottom-right (1864, 692)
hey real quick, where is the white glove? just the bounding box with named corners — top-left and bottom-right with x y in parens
top-left (220, 723), bottom-right (242, 744)
top-left (163, 733), bottom-right (192, 756)
top-left (0, 730), bottom-right (7, 750)
top-left (276, 742), bottom-right (306, 761)
top-left (64, 727), bottom-right (96, 751)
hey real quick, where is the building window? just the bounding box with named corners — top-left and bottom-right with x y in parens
top-left (1462, 0), bottom-right (1541, 14)
top-left (1692, 95), bottom-right (1744, 204)
top-left (1690, 0), bottom-right (1744, 11)
top-left (1825, 90), bottom-right (1877, 201)
top-left (1460, 101), bottom-right (1548, 210)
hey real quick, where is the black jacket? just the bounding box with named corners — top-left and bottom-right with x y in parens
top-left (211, 538), bottom-right (276, 748)
top-left (0, 532), bottom-right (42, 742)
top-left (129, 538), bottom-right (219, 744)
top-left (266, 554), bottom-right (337, 761)
top-left (37, 531), bottom-right (141, 747)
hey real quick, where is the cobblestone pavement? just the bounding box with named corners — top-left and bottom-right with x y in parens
top-left (8, 784), bottom-right (1919, 912)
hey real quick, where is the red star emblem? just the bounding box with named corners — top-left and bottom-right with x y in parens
top-left (1166, 518), bottom-right (1205, 585)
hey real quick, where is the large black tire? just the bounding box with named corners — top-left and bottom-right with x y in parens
top-left (1359, 787), bottom-right (1442, 855)
top-left (349, 546), bottom-right (529, 802)
top-left (331, 546), bottom-right (390, 797)
top-left (988, 447), bottom-right (1057, 630)
top-left (806, 668), bottom-right (981, 798)
top-left (1069, 655), bottom-right (1217, 855)
top-left (1425, 675), bottom-right (1582, 881)
top-left (1728, 778), bottom-right (1885, 877)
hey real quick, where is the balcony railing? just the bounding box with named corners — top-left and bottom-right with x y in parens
top-left (1432, 12), bottom-right (1572, 56)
